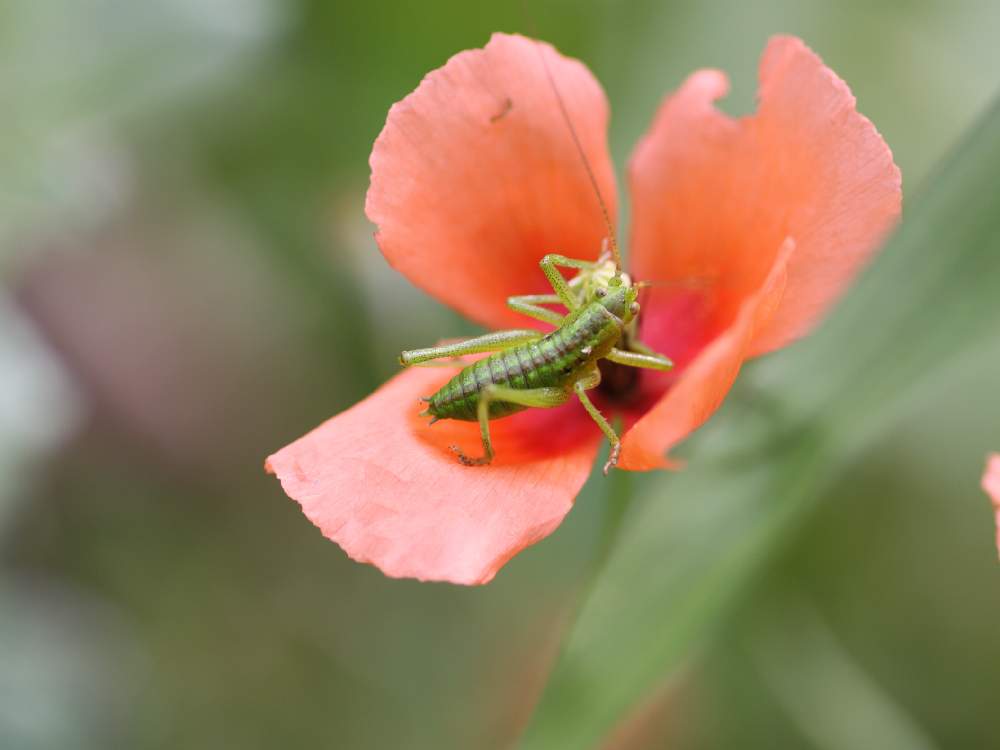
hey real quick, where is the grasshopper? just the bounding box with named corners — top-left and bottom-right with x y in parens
top-left (398, 39), bottom-right (673, 473)
top-left (400, 243), bottom-right (672, 474)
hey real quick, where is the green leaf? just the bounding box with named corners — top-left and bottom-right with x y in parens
top-left (0, 0), bottom-right (278, 265)
top-left (519, 96), bottom-right (1000, 748)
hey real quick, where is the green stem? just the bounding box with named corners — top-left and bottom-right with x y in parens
top-left (560, 460), bottom-right (637, 638)
top-left (525, 461), bottom-right (636, 741)
top-left (590, 465), bottom-right (635, 579)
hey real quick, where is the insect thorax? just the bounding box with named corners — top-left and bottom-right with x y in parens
top-left (426, 302), bottom-right (621, 422)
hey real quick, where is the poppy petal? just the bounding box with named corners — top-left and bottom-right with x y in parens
top-left (982, 453), bottom-right (1000, 560)
top-left (628, 36), bottom-right (900, 358)
top-left (266, 366), bottom-right (600, 585)
top-left (750, 36), bottom-right (901, 354)
top-left (366, 32), bottom-right (617, 330)
top-left (618, 240), bottom-right (793, 471)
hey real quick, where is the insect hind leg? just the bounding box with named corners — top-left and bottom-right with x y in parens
top-left (451, 384), bottom-right (570, 467)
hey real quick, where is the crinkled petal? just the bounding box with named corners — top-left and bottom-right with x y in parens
top-left (266, 367), bottom-right (600, 585)
top-left (618, 240), bottom-right (793, 471)
top-left (628, 36), bottom-right (900, 359)
top-left (982, 453), bottom-right (1000, 560)
top-left (366, 32), bottom-right (617, 330)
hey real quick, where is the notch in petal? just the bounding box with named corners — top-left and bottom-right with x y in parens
top-left (628, 37), bottom-right (900, 359)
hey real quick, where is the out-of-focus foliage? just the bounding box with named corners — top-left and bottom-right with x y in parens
top-left (1, 1), bottom-right (999, 748)
top-left (0, 0), bottom-right (279, 265)
top-left (0, 301), bottom-right (79, 531)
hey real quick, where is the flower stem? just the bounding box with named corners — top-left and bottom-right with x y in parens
top-left (590, 465), bottom-right (635, 578)
top-left (523, 465), bottom-right (638, 747)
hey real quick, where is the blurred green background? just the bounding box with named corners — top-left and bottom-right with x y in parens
top-left (2, 1), bottom-right (999, 748)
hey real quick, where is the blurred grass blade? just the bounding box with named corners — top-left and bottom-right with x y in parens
top-left (519, 95), bottom-right (1000, 748)
top-left (751, 602), bottom-right (937, 750)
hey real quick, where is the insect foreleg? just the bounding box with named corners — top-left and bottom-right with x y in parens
top-left (400, 329), bottom-right (541, 367)
top-left (605, 348), bottom-right (674, 371)
top-left (628, 339), bottom-right (660, 357)
top-left (621, 321), bottom-right (658, 357)
top-left (507, 293), bottom-right (566, 326)
top-left (452, 384), bottom-right (570, 467)
top-left (540, 254), bottom-right (599, 311)
top-left (572, 370), bottom-right (621, 475)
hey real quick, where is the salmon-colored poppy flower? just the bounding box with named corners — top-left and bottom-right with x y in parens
top-left (266, 33), bottom-right (901, 584)
top-left (982, 453), bottom-right (1000, 559)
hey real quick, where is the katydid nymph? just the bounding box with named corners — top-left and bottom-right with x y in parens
top-left (398, 42), bottom-right (674, 474)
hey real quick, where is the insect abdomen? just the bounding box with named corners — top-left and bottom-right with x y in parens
top-left (426, 303), bottom-right (620, 422)
top-left (426, 348), bottom-right (535, 421)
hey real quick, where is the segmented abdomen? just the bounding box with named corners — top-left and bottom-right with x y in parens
top-left (426, 304), bottom-right (616, 422)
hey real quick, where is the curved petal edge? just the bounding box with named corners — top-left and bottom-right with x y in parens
top-left (366, 32), bottom-right (617, 330)
top-left (266, 367), bottom-right (600, 585)
top-left (627, 36), bottom-right (901, 364)
top-left (618, 239), bottom-right (794, 471)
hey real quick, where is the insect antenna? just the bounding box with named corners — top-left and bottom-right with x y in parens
top-left (634, 277), bottom-right (717, 290)
top-left (521, 5), bottom-right (623, 276)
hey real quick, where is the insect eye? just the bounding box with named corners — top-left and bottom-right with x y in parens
top-left (595, 288), bottom-right (607, 298)
top-left (629, 302), bottom-right (640, 315)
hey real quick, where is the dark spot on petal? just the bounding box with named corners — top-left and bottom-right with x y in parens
top-left (597, 358), bottom-right (642, 407)
top-left (490, 97), bottom-right (513, 123)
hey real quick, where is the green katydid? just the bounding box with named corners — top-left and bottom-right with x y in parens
top-left (398, 39), bottom-right (674, 474)
top-left (400, 243), bottom-right (673, 473)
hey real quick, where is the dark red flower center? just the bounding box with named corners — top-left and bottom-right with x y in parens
top-left (597, 357), bottom-right (643, 406)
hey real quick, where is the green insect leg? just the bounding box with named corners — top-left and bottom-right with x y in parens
top-left (451, 384), bottom-right (570, 467)
top-left (400, 329), bottom-right (541, 367)
top-left (605, 347), bottom-right (674, 371)
top-left (624, 330), bottom-right (658, 357)
top-left (506, 293), bottom-right (566, 326)
top-left (539, 254), bottom-right (600, 311)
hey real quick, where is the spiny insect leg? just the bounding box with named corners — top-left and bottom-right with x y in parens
top-left (621, 317), bottom-right (667, 357)
top-left (400, 329), bottom-right (541, 367)
top-left (507, 293), bottom-right (566, 326)
top-left (451, 384), bottom-right (570, 467)
top-left (539, 254), bottom-right (600, 311)
top-left (623, 330), bottom-right (658, 357)
top-left (605, 347), bottom-right (674, 371)
top-left (573, 372), bottom-right (621, 475)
